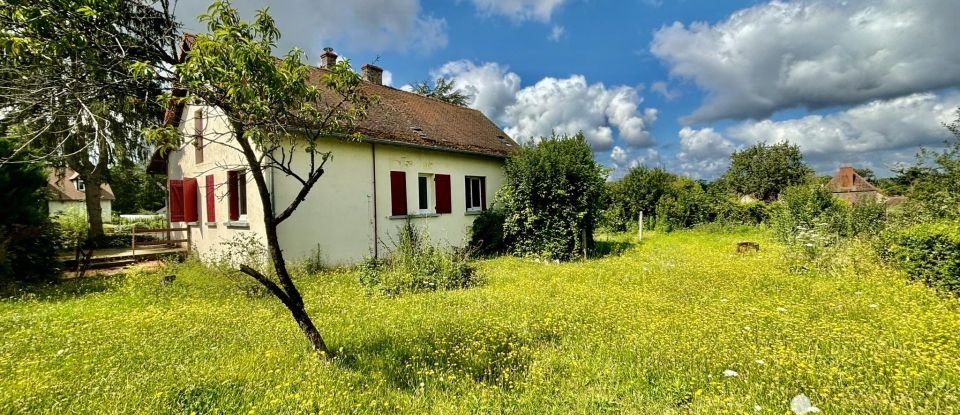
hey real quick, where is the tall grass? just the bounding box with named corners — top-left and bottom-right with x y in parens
top-left (1, 229), bottom-right (959, 413)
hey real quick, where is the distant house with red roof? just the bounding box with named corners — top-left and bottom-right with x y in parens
top-left (826, 166), bottom-right (883, 204)
top-left (46, 167), bottom-right (114, 222)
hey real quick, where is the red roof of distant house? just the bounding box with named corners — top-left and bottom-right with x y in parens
top-left (47, 167), bottom-right (115, 201)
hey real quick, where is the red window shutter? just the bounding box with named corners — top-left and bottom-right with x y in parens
top-left (205, 175), bottom-right (216, 222)
top-left (390, 171), bottom-right (407, 216)
top-left (183, 178), bottom-right (199, 222)
top-left (227, 170), bottom-right (239, 221)
top-left (480, 177), bottom-right (487, 210)
top-left (435, 174), bottom-right (451, 214)
top-left (168, 179), bottom-right (184, 222)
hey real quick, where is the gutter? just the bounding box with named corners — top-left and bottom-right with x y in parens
top-left (371, 143), bottom-right (378, 259)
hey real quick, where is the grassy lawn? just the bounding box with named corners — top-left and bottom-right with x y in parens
top-left (2, 229), bottom-right (959, 414)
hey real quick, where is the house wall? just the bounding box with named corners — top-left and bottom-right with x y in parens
top-left (48, 200), bottom-right (112, 223)
top-left (167, 104), bottom-right (269, 261)
top-left (833, 190), bottom-right (881, 204)
top-left (168, 104), bottom-right (507, 265)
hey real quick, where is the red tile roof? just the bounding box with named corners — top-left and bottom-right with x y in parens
top-left (47, 167), bottom-right (115, 201)
top-left (151, 36), bottom-right (516, 173)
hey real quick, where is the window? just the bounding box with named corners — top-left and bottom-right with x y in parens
top-left (418, 174), bottom-right (431, 213)
top-left (74, 179), bottom-right (85, 192)
top-left (228, 170), bottom-right (247, 221)
top-left (194, 109), bottom-right (204, 163)
top-left (465, 176), bottom-right (486, 211)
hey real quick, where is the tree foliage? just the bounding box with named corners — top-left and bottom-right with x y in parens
top-left (722, 141), bottom-right (813, 202)
top-left (145, 1), bottom-right (372, 358)
top-left (109, 162), bottom-right (166, 214)
top-left (500, 133), bottom-right (606, 260)
top-left (410, 78), bottom-right (470, 106)
top-left (0, 131), bottom-right (60, 285)
top-left (0, 0), bottom-right (179, 238)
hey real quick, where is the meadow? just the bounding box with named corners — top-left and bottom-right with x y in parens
top-left (1, 229), bottom-right (959, 414)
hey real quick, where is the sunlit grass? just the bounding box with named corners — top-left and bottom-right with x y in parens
top-left (1, 229), bottom-right (959, 413)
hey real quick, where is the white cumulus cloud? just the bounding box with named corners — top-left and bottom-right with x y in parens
top-left (548, 25), bottom-right (565, 42)
top-left (651, 0), bottom-right (960, 123)
top-left (433, 61), bottom-right (657, 151)
top-left (671, 92), bottom-right (960, 177)
top-left (469, 0), bottom-right (567, 22)
top-left (173, 0), bottom-right (447, 55)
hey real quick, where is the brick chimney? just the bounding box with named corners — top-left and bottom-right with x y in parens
top-left (319, 47), bottom-right (337, 68)
top-left (839, 166), bottom-right (854, 188)
top-left (362, 63), bottom-right (383, 85)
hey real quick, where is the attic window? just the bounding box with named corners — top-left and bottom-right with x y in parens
top-left (497, 135), bottom-right (512, 146)
top-left (74, 178), bottom-right (85, 192)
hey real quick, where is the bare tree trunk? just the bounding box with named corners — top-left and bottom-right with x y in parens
top-left (233, 125), bottom-right (333, 358)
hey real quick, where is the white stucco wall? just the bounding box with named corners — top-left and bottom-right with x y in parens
top-left (168, 104), bottom-right (507, 266)
top-left (168, 104), bottom-right (268, 261)
top-left (48, 200), bottom-right (112, 223)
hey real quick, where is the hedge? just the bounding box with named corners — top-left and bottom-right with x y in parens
top-left (890, 221), bottom-right (960, 295)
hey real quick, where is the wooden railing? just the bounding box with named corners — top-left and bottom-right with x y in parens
top-left (130, 225), bottom-right (191, 255)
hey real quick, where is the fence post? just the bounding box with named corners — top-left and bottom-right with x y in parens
top-left (582, 227), bottom-right (587, 260)
top-left (131, 223), bottom-right (136, 256)
top-left (638, 211), bottom-right (643, 241)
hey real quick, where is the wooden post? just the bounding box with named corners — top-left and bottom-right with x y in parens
top-left (638, 211), bottom-right (643, 241)
top-left (582, 227), bottom-right (587, 260)
top-left (130, 223), bottom-right (136, 256)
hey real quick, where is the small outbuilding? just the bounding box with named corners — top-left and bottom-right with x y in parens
top-left (826, 166), bottom-right (882, 204)
top-left (46, 167), bottom-right (114, 222)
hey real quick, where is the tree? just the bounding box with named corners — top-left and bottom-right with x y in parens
top-left (500, 133), bottom-right (606, 260)
top-left (146, 1), bottom-right (372, 358)
top-left (615, 166), bottom-right (675, 227)
top-left (722, 141), bottom-right (813, 202)
top-left (109, 162), bottom-right (166, 214)
top-left (854, 167), bottom-right (877, 184)
top-left (0, 127), bottom-right (60, 285)
top-left (0, 0), bottom-right (180, 239)
top-left (411, 78), bottom-right (470, 106)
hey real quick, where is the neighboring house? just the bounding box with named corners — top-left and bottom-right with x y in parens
top-left (826, 166), bottom-right (884, 204)
top-left (46, 167), bottom-right (114, 222)
top-left (148, 46), bottom-right (517, 265)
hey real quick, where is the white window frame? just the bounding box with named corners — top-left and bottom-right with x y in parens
top-left (466, 176), bottom-right (484, 212)
top-left (417, 173), bottom-right (435, 215)
top-left (75, 179), bottom-right (85, 192)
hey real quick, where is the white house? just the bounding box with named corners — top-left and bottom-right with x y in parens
top-left (46, 167), bottom-right (114, 222)
top-left (148, 46), bottom-right (517, 265)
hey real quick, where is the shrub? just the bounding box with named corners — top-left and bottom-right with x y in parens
top-left (655, 177), bottom-right (710, 232)
top-left (771, 185), bottom-right (850, 243)
top-left (712, 199), bottom-right (770, 225)
top-left (848, 199), bottom-right (887, 238)
top-left (469, 207), bottom-right (507, 256)
top-left (888, 222), bottom-right (960, 295)
top-left (500, 133), bottom-right (606, 260)
top-left (360, 224), bottom-right (479, 296)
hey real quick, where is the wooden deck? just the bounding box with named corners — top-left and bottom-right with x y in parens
top-left (60, 227), bottom-right (190, 270)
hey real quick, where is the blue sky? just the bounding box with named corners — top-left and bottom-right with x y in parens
top-left (175, 0), bottom-right (960, 179)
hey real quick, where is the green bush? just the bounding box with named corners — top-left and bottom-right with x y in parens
top-left (771, 185), bottom-right (850, 243)
top-left (500, 133), bottom-right (606, 260)
top-left (360, 224), bottom-right (479, 296)
top-left (654, 177), bottom-right (710, 232)
top-left (469, 207), bottom-right (507, 256)
top-left (848, 199), bottom-right (887, 238)
top-left (888, 222), bottom-right (960, 295)
top-left (712, 199), bottom-right (770, 225)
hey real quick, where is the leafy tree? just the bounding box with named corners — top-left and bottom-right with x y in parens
top-left (146, 1), bottom-right (372, 358)
top-left (411, 78), bottom-right (470, 106)
top-left (109, 162), bottom-right (166, 214)
top-left (722, 141), bottom-right (813, 202)
top-left (615, 166), bottom-right (675, 227)
top-left (655, 176), bottom-right (710, 232)
top-left (0, 0), bottom-right (179, 239)
top-left (500, 133), bottom-right (606, 260)
top-left (854, 167), bottom-right (877, 184)
top-left (0, 129), bottom-right (60, 285)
